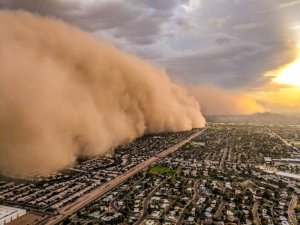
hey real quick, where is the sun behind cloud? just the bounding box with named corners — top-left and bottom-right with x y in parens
top-left (273, 58), bottom-right (300, 87)
top-left (271, 45), bottom-right (300, 88)
top-left (256, 46), bottom-right (300, 113)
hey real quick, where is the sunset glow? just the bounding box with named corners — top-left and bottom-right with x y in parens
top-left (274, 60), bottom-right (300, 87)
top-left (273, 47), bottom-right (300, 87)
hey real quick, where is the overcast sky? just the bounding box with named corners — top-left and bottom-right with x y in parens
top-left (1, 0), bottom-right (300, 91)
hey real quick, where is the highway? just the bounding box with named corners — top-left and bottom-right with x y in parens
top-left (44, 128), bottom-right (207, 225)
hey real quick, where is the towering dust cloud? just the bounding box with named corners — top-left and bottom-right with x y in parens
top-left (0, 11), bottom-right (205, 177)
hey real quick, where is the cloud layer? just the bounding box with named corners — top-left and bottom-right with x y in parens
top-left (0, 11), bottom-right (205, 177)
top-left (1, 0), bottom-right (299, 89)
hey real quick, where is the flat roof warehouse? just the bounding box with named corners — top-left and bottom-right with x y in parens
top-left (0, 205), bottom-right (26, 225)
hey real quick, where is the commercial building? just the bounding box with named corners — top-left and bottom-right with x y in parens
top-left (0, 205), bottom-right (26, 225)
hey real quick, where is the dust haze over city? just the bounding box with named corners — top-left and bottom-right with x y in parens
top-left (0, 1), bottom-right (300, 225)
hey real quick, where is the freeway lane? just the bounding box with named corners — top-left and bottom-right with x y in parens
top-left (45, 128), bottom-right (207, 225)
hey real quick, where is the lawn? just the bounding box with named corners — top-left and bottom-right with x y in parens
top-left (147, 166), bottom-right (176, 176)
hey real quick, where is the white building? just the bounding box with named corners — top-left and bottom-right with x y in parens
top-left (0, 205), bottom-right (26, 225)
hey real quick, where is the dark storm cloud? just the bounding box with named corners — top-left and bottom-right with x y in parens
top-left (161, 43), bottom-right (265, 87)
top-left (163, 0), bottom-right (299, 87)
top-left (0, 0), bottom-right (78, 16)
top-left (162, 38), bottom-right (296, 88)
top-left (0, 0), bottom-right (180, 45)
top-left (0, 0), bottom-right (140, 31)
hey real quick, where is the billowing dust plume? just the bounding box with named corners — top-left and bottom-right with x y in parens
top-left (188, 85), bottom-right (265, 116)
top-left (0, 11), bottom-right (205, 177)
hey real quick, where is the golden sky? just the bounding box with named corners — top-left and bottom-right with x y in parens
top-left (254, 44), bottom-right (300, 113)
